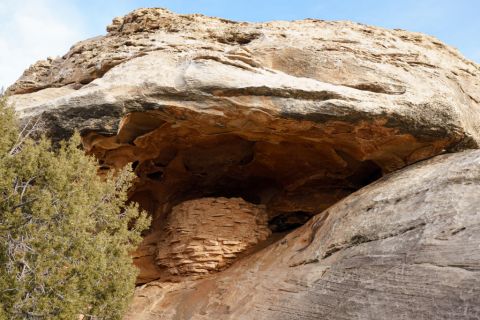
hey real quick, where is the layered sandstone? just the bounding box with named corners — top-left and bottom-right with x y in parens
top-left (126, 149), bottom-right (480, 320)
top-left (8, 8), bottom-right (480, 147)
top-left (135, 197), bottom-right (270, 283)
top-left (6, 7), bottom-right (480, 320)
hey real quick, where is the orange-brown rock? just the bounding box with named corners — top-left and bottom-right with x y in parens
top-left (133, 197), bottom-right (270, 283)
top-left (156, 198), bottom-right (269, 278)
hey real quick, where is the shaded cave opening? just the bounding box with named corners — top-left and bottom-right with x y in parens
top-left (124, 133), bottom-right (383, 235)
top-left (83, 111), bottom-right (388, 283)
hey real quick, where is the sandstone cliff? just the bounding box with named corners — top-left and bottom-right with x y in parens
top-left (7, 8), bottom-right (480, 320)
top-left (126, 149), bottom-right (480, 320)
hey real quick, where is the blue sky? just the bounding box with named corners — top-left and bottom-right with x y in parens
top-left (1, 0), bottom-right (479, 89)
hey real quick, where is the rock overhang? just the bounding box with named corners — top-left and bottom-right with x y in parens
top-left (6, 7), bottom-right (480, 286)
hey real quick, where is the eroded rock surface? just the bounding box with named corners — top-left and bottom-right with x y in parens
top-left (135, 197), bottom-right (270, 283)
top-left (8, 8), bottom-right (480, 146)
top-left (126, 150), bottom-right (480, 320)
top-left (6, 7), bottom-right (480, 320)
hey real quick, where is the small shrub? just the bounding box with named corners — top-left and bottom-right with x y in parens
top-left (0, 98), bottom-right (150, 319)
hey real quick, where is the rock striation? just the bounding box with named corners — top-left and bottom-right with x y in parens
top-left (6, 7), bottom-right (480, 320)
top-left (126, 149), bottom-right (480, 320)
top-left (157, 198), bottom-right (270, 275)
top-left (8, 8), bottom-right (480, 147)
top-left (135, 197), bottom-right (270, 283)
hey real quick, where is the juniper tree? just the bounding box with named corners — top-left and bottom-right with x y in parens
top-left (0, 98), bottom-right (150, 319)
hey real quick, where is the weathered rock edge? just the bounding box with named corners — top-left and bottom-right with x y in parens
top-left (7, 7), bottom-right (480, 152)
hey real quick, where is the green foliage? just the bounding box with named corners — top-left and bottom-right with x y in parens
top-left (0, 99), bottom-right (150, 319)
top-left (0, 97), bottom-right (18, 156)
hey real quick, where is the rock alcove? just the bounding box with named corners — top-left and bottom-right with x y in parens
top-left (8, 7), bottom-right (480, 318)
top-left (81, 107), bottom-right (448, 283)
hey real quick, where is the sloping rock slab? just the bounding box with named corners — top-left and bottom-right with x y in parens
top-left (126, 149), bottom-right (480, 320)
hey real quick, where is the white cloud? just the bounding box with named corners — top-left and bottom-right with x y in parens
top-left (0, 0), bottom-right (87, 90)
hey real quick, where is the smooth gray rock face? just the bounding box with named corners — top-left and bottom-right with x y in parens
top-left (127, 150), bottom-right (480, 320)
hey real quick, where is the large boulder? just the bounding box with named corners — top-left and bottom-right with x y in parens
top-left (126, 149), bottom-right (480, 320)
top-left (6, 8), bottom-right (480, 319)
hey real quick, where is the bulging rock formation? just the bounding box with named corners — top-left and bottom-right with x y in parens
top-left (7, 7), bottom-right (480, 320)
top-left (136, 197), bottom-right (270, 283)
